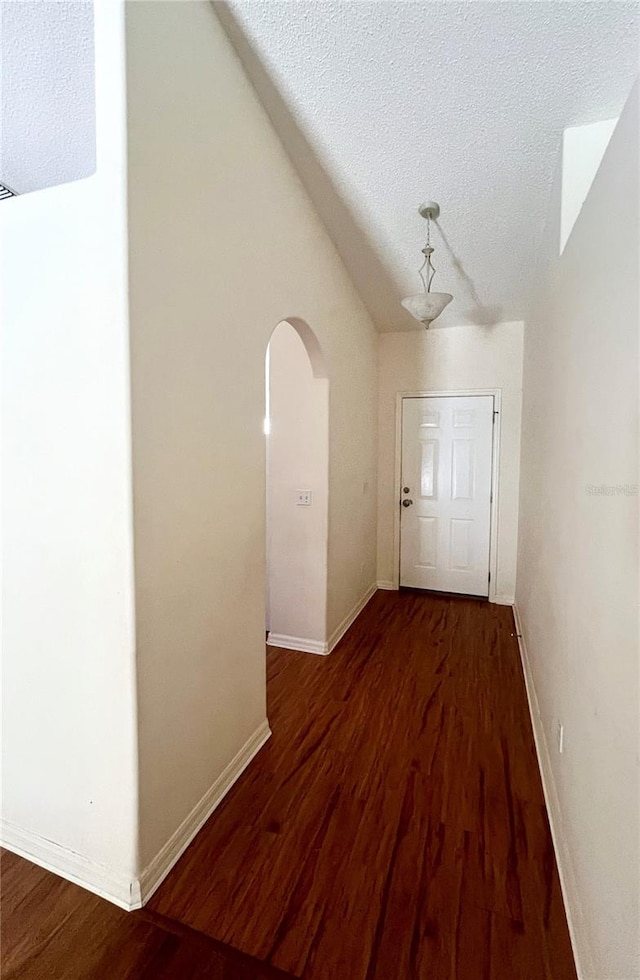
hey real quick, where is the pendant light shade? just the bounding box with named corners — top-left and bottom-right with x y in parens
top-left (401, 291), bottom-right (453, 325)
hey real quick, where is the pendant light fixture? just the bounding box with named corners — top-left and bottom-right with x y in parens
top-left (401, 201), bottom-right (453, 327)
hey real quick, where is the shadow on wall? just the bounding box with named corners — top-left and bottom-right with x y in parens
top-left (215, 2), bottom-right (408, 332)
top-left (434, 220), bottom-right (503, 327)
top-left (283, 316), bottom-right (328, 379)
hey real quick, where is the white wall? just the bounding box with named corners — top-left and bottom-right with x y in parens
top-left (124, 0), bottom-right (377, 870)
top-left (1, 1), bottom-right (138, 904)
top-left (267, 322), bottom-right (329, 645)
top-left (377, 322), bottom-right (523, 602)
top-left (0, 0), bottom-right (96, 194)
top-left (516, 83), bottom-right (638, 980)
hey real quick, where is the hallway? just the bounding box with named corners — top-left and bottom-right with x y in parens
top-left (151, 589), bottom-right (576, 979)
top-left (1, 591), bottom-right (577, 979)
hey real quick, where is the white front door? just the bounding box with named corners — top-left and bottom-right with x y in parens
top-left (399, 395), bottom-right (494, 596)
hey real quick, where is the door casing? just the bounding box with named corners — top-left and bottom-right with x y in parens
top-left (392, 388), bottom-right (502, 602)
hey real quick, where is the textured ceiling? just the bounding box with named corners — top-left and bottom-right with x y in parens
top-left (0, 0), bottom-right (95, 195)
top-left (223, 1), bottom-right (639, 330)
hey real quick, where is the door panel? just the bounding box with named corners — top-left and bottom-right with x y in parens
top-left (420, 441), bottom-right (437, 497)
top-left (451, 439), bottom-right (474, 499)
top-left (418, 515), bottom-right (438, 567)
top-left (400, 395), bottom-right (493, 596)
top-left (450, 518), bottom-right (472, 570)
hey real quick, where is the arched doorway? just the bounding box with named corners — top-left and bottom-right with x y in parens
top-left (265, 319), bottom-right (329, 653)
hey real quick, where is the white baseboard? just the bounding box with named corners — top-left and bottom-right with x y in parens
top-left (326, 583), bottom-right (377, 654)
top-left (1, 719), bottom-right (272, 912)
top-left (377, 581), bottom-right (512, 604)
top-left (0, 819), bottom-right (142, 911)
top-left (512, 604), bottom-right (591, 980)
top-left (139, 719), bottom-right (271, 904)
top-left (268, 584), bottom-right (378, 656)
top-left (266, 633), bottom-right (327, 655)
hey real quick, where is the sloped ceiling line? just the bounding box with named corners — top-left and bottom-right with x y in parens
top-left (222, 1), bottom-right (639, 331)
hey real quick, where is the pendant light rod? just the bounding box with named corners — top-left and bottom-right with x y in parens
top-left (401, 199), bottom-right (453, 327)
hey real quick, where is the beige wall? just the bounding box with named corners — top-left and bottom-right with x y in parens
top-left (1, 1), bottom-right (139, 902)
top-left (125, 0), bottom-right (377, 869)
top-left (377, 323), bottom-right (523, 602)
top-left (516, 83), bottom-right (638, 979)
top-left (267, 322), bottom-right (329, 645)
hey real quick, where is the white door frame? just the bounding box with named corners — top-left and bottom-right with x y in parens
top-left (392, 388), bottom-right (502, 602)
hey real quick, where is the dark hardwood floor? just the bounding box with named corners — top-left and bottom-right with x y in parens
top-left (0, 849), bottom-right (293, 979)
top-left (1, 590), bottom-right (577, 980)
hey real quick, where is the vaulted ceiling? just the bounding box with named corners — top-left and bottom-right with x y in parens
top-left (222, 1), bottom-right (639, 330)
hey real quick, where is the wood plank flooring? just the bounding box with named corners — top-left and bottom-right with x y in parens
top-left (149, 590), bottom-right (577, 980)
top-left (1, 590), bottom-right (577, 979)
top-left (0, 849), bottom-right (293, 979)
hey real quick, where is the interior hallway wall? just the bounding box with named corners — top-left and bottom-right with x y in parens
top-left (1, 0), bottom-right (138, 904)
top-left (377, 322), bottom-right (523, 602)
top-left (125, 0), bottom-right (377, 871)
top-left (267, 322), bottom-right (329, 646)
top-left (516, 82), bottom-right (639, 980)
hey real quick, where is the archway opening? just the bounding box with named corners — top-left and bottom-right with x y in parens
top-left (265, 319), bottom-right (329, 651)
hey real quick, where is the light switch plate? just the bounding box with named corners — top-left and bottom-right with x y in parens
top-left (296, 489), bottom-right (312, 506)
